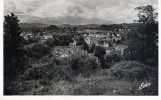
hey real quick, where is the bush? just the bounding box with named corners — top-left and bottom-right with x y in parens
top-left (44, 38), bottom-right (55, 47)
top-left (54, 34), bottom-right (73, 46)
top-left (110, 50), bottom-right (123, 62)
top-left (76, 36), bottom-right (85, 46)
top-left (82, 41), bottom-right (89, 51)
top-left (23, 43), bottom-right (51, 59)
top-left (88, 43), bottom-right (96, 53)
top-left (107, 61), bottom-right (153, 81)
top-left (75, 36), bottom-right (89, 51)
top-left (70, 54), bottom-right (98, 77)
top-left (98, 57), bottom-right (106, 69)
top-left (20, 63), bottom-right (73, 82)
top-left (27, 36), bottom-right (41, 44)
top-left (94, 46), bottom-right (106, 59)
top-left (104, 50), bottom-right (123, 68)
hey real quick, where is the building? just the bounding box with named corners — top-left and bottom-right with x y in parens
top-left (22, 32), bottom-right (33, 40)
top-left (42, 33), bottom-right (53, 40)
top-left (85, 37), bottom-right (91, 44)
top-left (69, 40), bottom-right (76, 47)
top-left (114, 44), bottom-right (128, 55)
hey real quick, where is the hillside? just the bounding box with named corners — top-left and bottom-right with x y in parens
top-left (20, 23), bottom-right (49, 28)
top-left (17, 15), bottom-right (113, 25)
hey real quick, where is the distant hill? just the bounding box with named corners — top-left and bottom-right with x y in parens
top-left (18, 15), bottom-right (62, 25)
top-left (20, 23), bottom-right (49, 28)
top-left (19, 22), bottom-right (139, 32)
top-left (58, 24), bottom-right (74, 28)
top-left (58, 24), bottom-right (100, 28)
top-left (99, 23), bottom-right (140, 30)
top-left (17, 15), bottom-right (113, 25)
top-left (80, 24), bottom-right (101, 29)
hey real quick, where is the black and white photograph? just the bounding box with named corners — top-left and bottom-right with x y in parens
top-left (1, 0), bottom-right (159, 96)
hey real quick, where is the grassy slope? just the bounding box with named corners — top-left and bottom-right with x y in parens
top-left (11, 72), bottom-right (157, 95)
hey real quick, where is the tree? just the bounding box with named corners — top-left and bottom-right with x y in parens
top-left (134, 5), bottom-right (158, 23)
top-left (4, 13), bottom-right (23, 69)
top-left (124, 5), bottom-right (158, 67)
top-left (45, 25), bottom-right (58, 32)
top-left (76, 36), bottom-right (89, 51)
top-left (82, 41), bottom-right (89, 51)
top-left (4, 13), bottom-right (22, 53)
top-left (76, 36), bottom-right (86, 46)
top-left (94, 46), bottom-right (106, 59)
top-left (105, 50), bottom-right (123, 68)
top-left (4, 13), bottom-right (23, 94)
top-left (88, 43), bottom-right (96, 53)
top-left (94, 46), bottom-right (106, 69)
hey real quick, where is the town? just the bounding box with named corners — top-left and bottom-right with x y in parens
top-left (20, 23), bottom-right (130, 57)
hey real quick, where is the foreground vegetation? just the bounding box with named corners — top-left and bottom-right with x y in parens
top-left (9, 58), bottom-right (158, 95)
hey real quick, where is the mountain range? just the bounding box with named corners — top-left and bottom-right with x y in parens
top-left (18, 15), bottom-right (114, 25)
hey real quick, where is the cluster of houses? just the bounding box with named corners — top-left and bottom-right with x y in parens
top-left (84, 32), bottom-right (121, 47)
top-left (73, 30), bottom-right (127, 55)
top-left (21, 31), bottom-right (54, 41)
top-left (81, 30), bottom-right (127, 55)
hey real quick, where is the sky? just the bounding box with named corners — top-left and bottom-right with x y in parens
top-left (4, 0), bottom-right (158, 24)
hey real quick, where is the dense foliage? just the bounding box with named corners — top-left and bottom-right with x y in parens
top-left (4, 13), bottom-right (24, 94)
top-left (23, 43), bottom-right (51, 59)
top-left (52, 34), bottom-right (74, 46)
top-left (94, 46), bottom-right (106, 59)
top-left (124, 5), bottom-right (158, 67)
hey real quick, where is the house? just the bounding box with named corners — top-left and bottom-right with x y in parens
top-left (42, 33), bottom-right (53, 40)
top-left (85, 37), bottom-right (91, 44)
top-left (22, 32), bottom-right (33, 40)
top-left (103, 41), bottom-right (110, 48)
top-left (69, 40), bottom-right (76, 47)
top-left (105, 47), bottom-right (115, 54)
top-left (114, 44), bottom-right (128, 55)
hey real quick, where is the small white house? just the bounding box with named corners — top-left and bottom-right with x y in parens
top-left (103, 42), bottom-right (110, 48)
top-left (23, 32), bottom-right (33, 40)
top-left (69, 40), bottom-right (76, 47)
top-left (115, 44), bottom-right (128, 55)
top-left (85, 37), bottom-right (91, 44)
top-left (42, 34), bottom-right (53, 40)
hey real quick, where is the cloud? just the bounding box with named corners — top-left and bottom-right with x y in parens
top-left (4, 0), bottom-right (158, 24)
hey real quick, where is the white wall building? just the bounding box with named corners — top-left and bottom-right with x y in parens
top-left (42, 34), bottom-right (53, 40)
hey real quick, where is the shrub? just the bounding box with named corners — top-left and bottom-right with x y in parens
top-left (70, 54), bottom-right (98, 77)
top-left (76, 36), bottom-right (85, 46)
top-left (104, 50), bottom-right (123, 68)
top-left (82, 41), bottom-right (89, 51)
top-left (55, 34), bottom-right (73, 46)
top-left (27, 36), bottom-right (41, 44)
top-left (107, 61), bottom-right (153, 81)
top-left (98, 57), bottom-right (106, 69)
top-left (20, 63), bottom-right (73, 82)
top-left (93, 46), bottom-right (106, 69)
top-left (75, 36), bottom-right (89, 51)
top-left (44, 38), bottom-right (55, 47)
top-left (23, 43), bottom-right (51, 59)
top-left (94, 46), bottom-right (106, 59)
top-left (88, 43), bottom-right (96, 53)
top-left (110, 50), bottom-right (123, 62)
